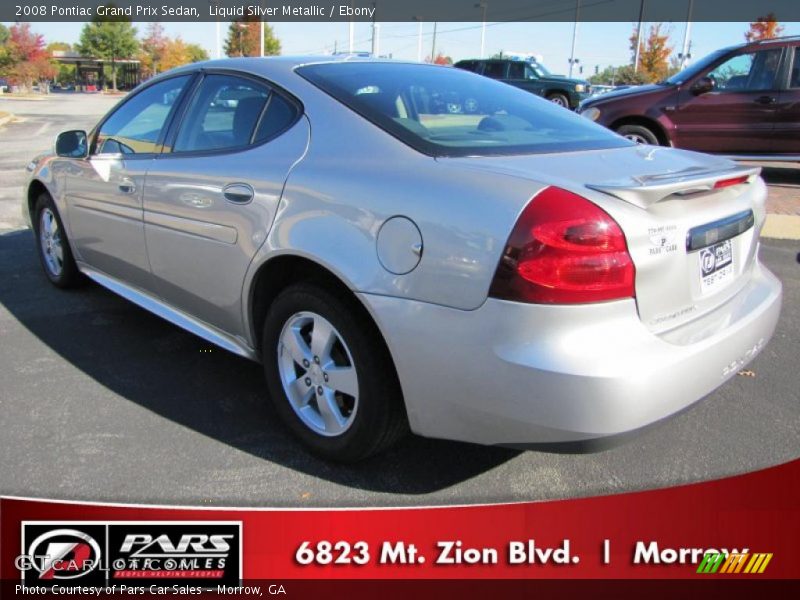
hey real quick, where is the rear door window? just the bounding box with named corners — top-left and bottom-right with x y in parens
top-left (173, 75), bottom-right (270, 152)
top-left (482, 62), bottom-right (507, 79)
top-left (507, 62), bottom-right (525, 79)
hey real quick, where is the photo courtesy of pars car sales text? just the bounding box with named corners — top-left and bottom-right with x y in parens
top-left (0, 0), bottom-right (798, 597)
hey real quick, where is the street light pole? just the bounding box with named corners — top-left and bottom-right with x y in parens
top-left (348, 1), bottom-right (355, 53)
top-left (430, 21), bottom-right (437, 63)
top-left (416, 19), bottom-right (423, 62)
top-left (371, 3), bottom-right (377, 55)
top-left (568, 0), bottom-right (580, 78)
top-left (634, 0), bottom-right (646, 73)
top-left (680, 0), bottom-right (694, 68)
top-left (475, 2), bottom-right (488, 59)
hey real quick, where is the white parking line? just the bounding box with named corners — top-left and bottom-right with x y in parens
top-left (34, 122), bottom-right (51, 136)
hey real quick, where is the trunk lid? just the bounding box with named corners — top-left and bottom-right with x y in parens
top-left (440, 146), bottom-right (767, 334)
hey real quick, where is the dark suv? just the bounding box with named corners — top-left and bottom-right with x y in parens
top-left (455, 58), bottom-right (591, 109)
top-left (577, 36), bottom-right (800, 158)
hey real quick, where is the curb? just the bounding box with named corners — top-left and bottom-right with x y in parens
top-left (763, 214), bottom-right (800, 241)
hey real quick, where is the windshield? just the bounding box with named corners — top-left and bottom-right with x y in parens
top-left (662, 48), bottom-right (733, 84)
top-left (530, 62), bottom-right (551, 77)
top-left (297, 62), bottom-right (630, 157)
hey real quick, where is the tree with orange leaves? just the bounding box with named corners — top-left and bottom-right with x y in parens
top-left (224, 17), bottom-right (281, 58)
top-left (745, 14), bottom-right (784, 42)
top-left (629, 22), bottom-right (673, 83)
top-left (5, 23), bottom-right (56, 91)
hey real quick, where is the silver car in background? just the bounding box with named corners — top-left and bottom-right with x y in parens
top-left (23, 57), bottom-right (781, 461)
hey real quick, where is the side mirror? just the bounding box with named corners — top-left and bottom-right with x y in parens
top-left (691, 76), bottom-right (715, 96)
top-left (55, 130), bottom-right (88, 158)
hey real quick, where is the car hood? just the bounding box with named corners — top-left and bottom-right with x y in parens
top-left (541, 76), bottom-right (588, 86)
top-left (582, 83), bottom-right (670, 106)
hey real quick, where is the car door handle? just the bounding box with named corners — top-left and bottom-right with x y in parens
top-left (754, 95), bottom-right (776, 105)
top-left (223, 183), bottom-right (254, 204)
top-left (118, 178), bottom-right (136, 194)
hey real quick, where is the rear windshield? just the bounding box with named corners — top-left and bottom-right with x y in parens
top-left (297, 62), bottom-right (631, 157)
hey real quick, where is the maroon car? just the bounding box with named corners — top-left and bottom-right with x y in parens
top-left (577, 36), bottom-right (800, 159)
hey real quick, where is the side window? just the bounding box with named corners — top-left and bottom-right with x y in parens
top-left (173, 74), bottom-right (271, 152)
top-left (457, 61), bottom-right (478, 73)
top-left (482, 62), bottom-right (507, 79)
top-left (706, 49), bottom-right (782, 91)
top-left (254, 94), bottom-right (298, 143)
top-left (791, 48), bottom-right (800, 88)
top-left (524, 65), bottom-right (539, 80)
top-left (507, 62), bottom-right (525, 79)
top-left (94, 76), bottom-right (190, 155)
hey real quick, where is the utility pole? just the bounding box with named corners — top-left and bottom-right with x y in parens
top-left (568, 0), bottom-right (580, 78)
top-left (475, 2), bottom-right (488, 58)
top-left (430, 21), bottom-right (437, 63)
top-left (348, 1), bottom-right (355, 53)
top-left (416, 19), bottom-right (423, 62)
top-left (209, 0), bottom-right (221, 58)
top-left (371, 3), bottom-right (377, 55)
top-left (679, 0), bottom-right (694, 68)
top-left (634, 0), bottom-right (646, 73)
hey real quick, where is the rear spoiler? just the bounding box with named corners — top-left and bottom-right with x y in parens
top-left (585, 165), bottom-right (761, 209)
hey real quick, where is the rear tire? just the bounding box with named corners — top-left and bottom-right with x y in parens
top-left (33, 193), bottom-right (81, 288)
top-left (616, 124), bottom-right (660, 145)
top-left (262, 282), bottom-right (408, 462)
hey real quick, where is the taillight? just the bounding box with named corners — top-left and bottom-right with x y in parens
top-left (713, 175), bottom-right (750, 189)
top-left (489, 186), bottom-right (635, 304)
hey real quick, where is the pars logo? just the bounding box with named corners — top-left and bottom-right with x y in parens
top-left (108, 523), bottom-right (240, 584)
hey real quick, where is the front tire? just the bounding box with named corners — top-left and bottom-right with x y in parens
top-left (33, 193), bottom-right (81, 288)
top-left (263, 282), bottom-right (407, 462)
top-left (616, 124), bottom-right (660, 145)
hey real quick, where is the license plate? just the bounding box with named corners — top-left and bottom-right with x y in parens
top-left (698, 240), bottom-right (734, 294)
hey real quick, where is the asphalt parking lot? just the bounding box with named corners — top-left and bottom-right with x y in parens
top-left (0, 94), bottom-right (798, 506)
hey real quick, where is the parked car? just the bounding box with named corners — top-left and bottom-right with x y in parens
top-left (455, 58), bottom-right (591, 108)
top-left (24, 57), bottom-right (781, 461)
top-left (589, 84), bottom-right (616, 96)
top-left (578, 36), bottom-right (800, 158)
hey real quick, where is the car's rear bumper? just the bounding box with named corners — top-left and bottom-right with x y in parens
top-left (359, 259), bottom-right (782, 446)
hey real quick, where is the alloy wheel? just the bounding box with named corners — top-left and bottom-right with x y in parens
top-left (277, 311), bottom-right (359, 437)
top-left (39, 208), bottom-right (64, 277)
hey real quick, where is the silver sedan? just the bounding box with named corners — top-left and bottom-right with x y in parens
top-left (23, 57), bottom-right (782, 461)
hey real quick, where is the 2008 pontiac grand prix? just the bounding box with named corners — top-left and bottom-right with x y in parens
top-left (23, 57), bottom-right (781, 461)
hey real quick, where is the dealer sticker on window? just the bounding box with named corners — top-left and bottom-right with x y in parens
top-left (699, 240), bottom-right (734, 295)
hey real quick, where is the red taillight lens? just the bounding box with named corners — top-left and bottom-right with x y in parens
top-left (489, 186), bottom-right (635, 304)
top-left (713, 175), bottom-right (750, 189)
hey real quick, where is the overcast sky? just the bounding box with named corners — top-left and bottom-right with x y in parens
top-left (8, 21), bottom-right (800, 75)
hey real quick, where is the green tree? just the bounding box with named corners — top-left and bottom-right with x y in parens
top-left (46, 41), bottom-right (71, 53)
top-left (77, 10), bottom-right (138, 90)
top-left (224, 17), bottom-right (281, 57)
top-left (0, 24), bottom-right (13, 76)
top-left (589, 65), bottom-right (648, 86)
top-left (185, 43), bottom-right (209, 63)
top-left (47, 42), bottom-right (75, 86)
